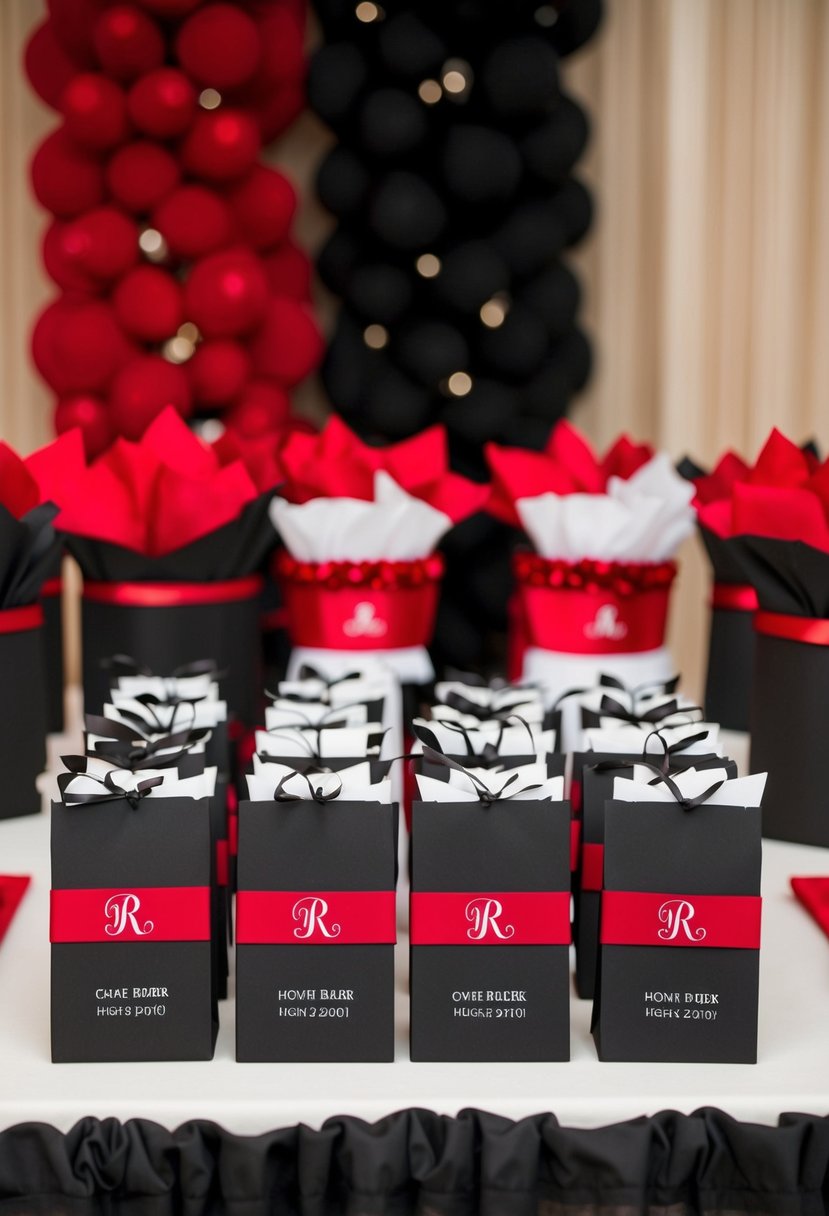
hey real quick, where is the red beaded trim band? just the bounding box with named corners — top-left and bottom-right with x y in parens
top-left (513, 554), bottom-right (677, 595)
top-left (275, 551), bottom-right (445, 591)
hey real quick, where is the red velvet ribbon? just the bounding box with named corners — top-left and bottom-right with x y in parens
top-left (280, 577), bottom-right (440, 650)
top-left (41, 577), bottom-right (63, 599)
top-left (50, 886), bottom-right (211, 943)
top-left (236, 890), bottom-right (396, 944)
top-left (581, 843), bottom-right (604, 892)
top-left (83, 576), bottom-right (263, 608)
top-left (755, 611), bottom-right (829, 647)
top-left (410, 891), bottom-right (571, 946)
top-left (0, 875), bottom-right (30, 944)
top-left (0, 604), bottom-right (44, 634)
top-left (601, 891), bottom-right (762, 948)
top-left (711, 583), bottom-right (758, 612)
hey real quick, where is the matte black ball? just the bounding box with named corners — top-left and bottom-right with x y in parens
top-left (521, 95), bottom-right (590, 182)
top-left (521, 261), bottom-right (580, 334)
top-left (307, 43), bottom-right (367, 127)
top-left (360, 87), bottom-right (428, 158)
top-left (549, 0), bottom-right (604, 57)
top-left (442, 125), bottom-right (523, 205)
top-left (378, 11), bottom-right (446, 78)
top-left (396, 320), bottom-right (469, 386)
top-left (477, 303), bottom-right (549, 380)
top-left (482, 36), bottom-right (559, 117)
top-left (442, 377), bottom-right (515, 444)
top-left (494, 200), bottom-right (566, 275)
top-left (362, 362), bottom-right (436, 437)
top-left (555, 177), bottom-right (594, 246)
top-left (501, 414), bottom-right (555, 451)
top-left (369, 172), bottom-right (447, 249)
top-left (521, 355), bottom-right (573, 420)
top-left (347, 262), bottom-right (413, 324)
top-left (554, 326), bottom-right (592, 390)
top-left (316, 146), bottom-right (370, 218)
top-left (320, 315), bottom-right (372, 415)
top-left (435, 240), bottom-right (511, 313)
top-left (316, 229), bottom-right (363, 295)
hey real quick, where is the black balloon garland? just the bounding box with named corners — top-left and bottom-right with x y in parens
top-left (309, 0), bottom-right (602, 669)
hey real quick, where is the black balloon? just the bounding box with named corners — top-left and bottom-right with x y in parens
top-left (521, 260), bottom-right (580, 334)
top-left (369, 172), bottom-right (447, 248)
top-left (435, 241), bottom-right (510, 313)
top-left (307, 43), bottom-right (367, 128)
top-left (377, 11), bottom-right (447, 78)
top-left (360, 88), bottom-right (428, 157)
top-left (442, 125), bottom-right (523, 205)
top-left (347, 262), bottom-right (413, 324)
top-left (477, 302), bottom-right (548, 380)
top-left (482, 35), bottom-right (559, 116)
top-left (363, 362), bottom-right (436, 437)
top-left (521, 95), bottom-right (590, 182)
top-left (316, 146), bottom-right (370, 218)
top-left (316, 229), bottom-right (363, 295)
top-left (494, 199), bottom-right (566, 276)
top-left (396, 320), bottom-right (469, 385)
top-left (553, 177), bottom-right (594, 245)
top-left (442, 377), bottom-right (514, 444)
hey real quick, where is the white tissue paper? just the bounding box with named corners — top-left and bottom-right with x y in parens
top-left (612, 767), bottom-right (766, 807)
top-left (247, 756), bottom-right (391, 804)
top-left (416, 763), bottom-right (565, 803)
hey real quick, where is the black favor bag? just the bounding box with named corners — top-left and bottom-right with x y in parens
top-left (0, 607), bottom-right (48, 818)
top-left (699, 528), bottom-right (756, 731)
top-left (41, 561), bottom-right (64, 734)
top-left (592, 775), bottom-right (762, 1064)
top-left (236, 786), bottom-right (397, 1062)
top-left (410, 764), bottom-right (571, 1062)
top-left (51, 779), bottom-right (217, 1062)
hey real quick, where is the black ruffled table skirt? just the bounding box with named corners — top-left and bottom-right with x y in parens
top-left (2, 1107), bottom-right (828, 1216)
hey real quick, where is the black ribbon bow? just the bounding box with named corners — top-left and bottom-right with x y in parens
top-left (84, 714), bottom-right (209, 770)
top-left (414, 714), bottom-right (537, 765)
top-left (271, 767), bottom-right (345, 804)
top-left (417, 744), bottom-right (544, 807)
top-left (592, 755), bottom-right (725, 812)
top-left (58, 758), bottom-right (164, 810)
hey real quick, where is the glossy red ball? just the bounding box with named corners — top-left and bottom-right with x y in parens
top-left (152, 185), bottom-right (234, 259)
top-left (42, 221), bottom-right (99, 293)
top-left (54, 393), bottom-right (114, 458)
top-left (262, 241), bottom-right (312, 301)
top-left (110, 354), bottom-right (192, 439)
top-left (31, 129), bottom-right (105, 218)
top-left (250, 298), bottom-right (324, 387)
top-left (33, 299), bottom-right (132, 393)
top-left (60, 207), bottom-right (139, 280)
top-left (61, 73), bottom-right (130, 150)
top-left (127, 68), bottom-right (197, 139)
top-left (176, 4), bottom-right (261, 89)
top-left (114, 265), bottom-right (183, 341)
top-left (107, 140), bottom-right (180, 213)
top-left (180, 109), bottom-right (260, 182)
top-left (225, 379), bottom-right (291, 437)
top-left (24, 21), bottom-right (78, 111)
top-left (229, 165), bottom-right (296, 251)
top-left (92, 5), bottom-right (164, 81)
top-left (188, 339), bottom-right (250, 406)
top-left (184, 249), bottom-right (268, 337)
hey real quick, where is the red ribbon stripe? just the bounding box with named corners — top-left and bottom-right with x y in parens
top-left (83, 576), bottom-right (263, 608)
top-left (50, 887), bottom-right (211, 943)
top-left (755, 611), bottom-right (829, 647)
top-left (601, 891), bottom-right (761, 949)
top-left (711, 583), bottom-right (759, 612)
top-left (0, 604), bottom-right (44, 634)
top-left (410, 891), bottom-right (571, 946)
top-left (236, 890), bottom-right (396, 945)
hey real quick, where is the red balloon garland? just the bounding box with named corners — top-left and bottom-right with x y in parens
top-left (26, 0), bottom-right (322, 458)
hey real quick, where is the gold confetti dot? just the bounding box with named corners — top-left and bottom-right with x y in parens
top-left (447, 371), bottom-right (473, 396)
top-left (480, 295), bottom-right (510, 328)
top-left (198, 88), bottom-right (222, 110)
top-left (416, 253), bottom-right (441, 278)
top-left (418, 79), bottom-right (442, 105)
top-left (356, 1), bottom-right (383, 21)
top-left (364, 323), bottom-right (389, 349)
top-left (162, 336), bottom-right (195, 364)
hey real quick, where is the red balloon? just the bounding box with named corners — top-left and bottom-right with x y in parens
top-left (233, 8), bottom-right (304, 104)
top-left (228, 165), bottom-right (296, 251)
top-left (250, 299), bottom-right (324, 387)
top-left (225, 379), bottom-right (291, 437)
top-left (152, 185), bottom-right (234, 259)
top-left (24, 21), bottom-right (78, 111)
top-left (251, 80), bottom-right (305, 143)
top-left (107, 140), bottom-right (180, 213)
top-left (31, 129), bottom-right (105, 218)
top-left (92, 5), bottom-right (164, 81)
top-left (176, 3), bottom-right (261, 89)
top-left (54, 393), bottom-right (114, 458)
top-left (60, 207), bottom-right (139, 280)
top-left (127, 68), bottom-right (197, 139)
top-left (114, 265), bottom-right (183, 341)
top-left (47, 0), bottom-right (106, 65)
top-left (262, 241), bottom-right (312, 301)
top-left (42, 221), bottom-right (99, 293)
top-left (33, 299), bottom-right (132, 393)
top-left (110, 355), bottom-right (192, 438)
top-left (188, 339), bottom-right (250, 406)
top-left (183, 249), bottom-right (268, 338)
top-left (61, 73), bottom-right (130, 150)
top-left (181, 109), bottom-right (260, 182)
top-left (134, 0), bottom-right (201, 15)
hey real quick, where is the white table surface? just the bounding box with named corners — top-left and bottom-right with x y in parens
top-left (1, 727), bottom-right (827, 1134)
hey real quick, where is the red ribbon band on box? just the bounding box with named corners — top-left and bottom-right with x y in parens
top-left (50, 886), bottom-right (211, 943)
top-left (755, 610), bottom-right (829, 647)
top-left (581, 843), bottom-right (604, 892)
top-left (83, 575), bottom-right (264, 609)
top-left (514, 556), bottom-right (677, 655)
top-left (0, 604), bottom-right (44, 634)
top-left (41, 577), bottom-right (63, 599)
top-left (601, 891), bottom-right (762, 948)
top-left (236, 890), bottom-right (397, 945)
top-left (410, 891), bottom-right (571, 946)
top-left (711, 583), bottom-right (758, 612)
top-left (276, 554), bottom-right (443, 650)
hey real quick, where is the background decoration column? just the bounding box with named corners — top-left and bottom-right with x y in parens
top-left (308, 0), bottom-right (602, 671)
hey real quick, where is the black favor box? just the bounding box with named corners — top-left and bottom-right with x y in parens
top-left (593, 797), bottom-right (762, 1063)
top-left (410, 797), bottom-right (571, 1062)
top-left (82, 591), bottom-right (263, 727)
top-left (51, 794), bottom-right (217, 1062)
top-left (0, 617), bottom-right (47, 818)
top-left (575, 753), bottom-right (737, 1000)
top-left (750, 631), bottom-right (829, 846)
top-left (700, 528), bottom-right (755, 731)
top-left (236, 798), bottom-right (397, 1062)
top-left (42, 572), bottom-right (64, 735)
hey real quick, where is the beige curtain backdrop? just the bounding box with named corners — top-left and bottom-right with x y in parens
top-left (1, 0), bottom-right (827, 697)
